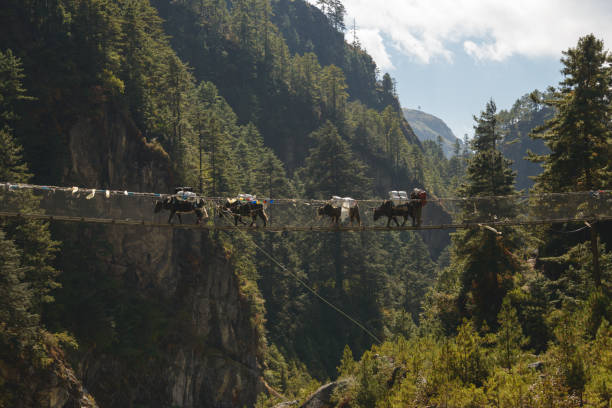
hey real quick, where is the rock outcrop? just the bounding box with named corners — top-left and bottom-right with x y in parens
top-left (300, 379), bottom-right (351, 408)
top-left (52, 104), bottom-right (265, 407)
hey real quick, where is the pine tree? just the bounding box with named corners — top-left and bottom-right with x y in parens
top-left (449, 319), bottom-right (489, 385)
top-left (493, 297), bottom-right (528, 370)
top-left (0, 50), bottom-right (59, 311)
top-left (319, 65), bottom-right (348, 121)
top-left (445, 100), bottom-right (526, 329)
top-left (0, 230), bottom-right (38, 351)
top-left (381, 106), bottom-right (403, 171)
top-left (327, 0), bottom-right (346, 32)
top-left (0, 49), bottom-right (30, 126)
top-left (256, 151), bottom-right (294, 199)
top-left (381, 73), bottom-right (393, 95)
top-left (337, 344), bottom-right (356, 377)
top-left (204, 116), bottom-right (239, 196)
top-left (528, 35), bottom-right (611, 295)
top-left (0, 49), bottom-right (63, 404)
top-left (0, 128), bottom-right (29, 182)
top-left (300, 120), bottom-right (371, 198)
top-left (460, 100), bottom-right (517, 220)
top-left (529, 34), bottom-right (612, 191)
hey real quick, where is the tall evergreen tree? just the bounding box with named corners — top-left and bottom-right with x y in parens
top-left (327, 0), bottom-right (346, 32)
top-left (460, 100), bottom-right (517, 219)
top-left (440, 100), bottom-right (526, 329)
top-left (320, 65), bottom-right (348, 122)
top-left (527, 35), bottom-right (611, 311)
top-left (204, 116), bottom-right (239, 196)
top-left (0, 50), bottom-right (59, 311)
top-left (0, 230), bottom-right (38, 349)
top-left (529, 34), bottom-right (612, 191)
top-left (0, 49), bottom-right (64, 404)
top-left (300, 120), bottom-right (371, 198)
top-left (493, 297), bottom-right (529, 370)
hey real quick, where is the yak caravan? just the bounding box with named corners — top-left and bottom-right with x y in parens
top-left (1, 182), bottom-right (610, 232)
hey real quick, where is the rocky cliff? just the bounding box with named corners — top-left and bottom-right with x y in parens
top-left (47, 103), bottom-right (265, 407)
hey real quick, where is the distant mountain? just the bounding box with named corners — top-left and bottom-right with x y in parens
top-left (403, 108), bottom-right (461, 157)
top-left (497, 92), bottom-right (553, 191)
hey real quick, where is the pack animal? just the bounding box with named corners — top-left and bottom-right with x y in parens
top-left (317, 203), bottom-right (361, 226)
top-left (373, 200), bottom-right (419, 227)
top-left (154, 195), bottom-right (208, 224)
top-left (219, 199), bottom-right (268, 227)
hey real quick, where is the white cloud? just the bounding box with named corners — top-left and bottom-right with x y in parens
top-left (333, 0), bottom-right (612, 67)
top-left (357, 29), bottom-right (395, 70)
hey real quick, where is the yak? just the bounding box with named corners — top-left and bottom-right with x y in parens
top-left (219, 199), bottom-right (268, 227)
top-left (317, 203), bottom-right (361, 226)
top-left (154, 195), bottom-right (208, 224)
top-left (373, 200), bottom-right (420, 227)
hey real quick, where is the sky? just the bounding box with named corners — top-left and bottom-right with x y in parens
top-left (311, 0), bottom-right (612, 139)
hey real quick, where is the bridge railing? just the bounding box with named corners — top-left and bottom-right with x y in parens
top-left (1, 184), bottom-right (610, 229)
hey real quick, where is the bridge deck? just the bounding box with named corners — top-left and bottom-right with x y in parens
top-left (1, 211), bottom-right (610, 232)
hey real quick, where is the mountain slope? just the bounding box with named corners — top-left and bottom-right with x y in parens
top-left (497, 92), bottom-right (552, 191)
top-left (0, 0), bottom-right (453, 404)
top-left (403, 108), bottom-right (460, 157)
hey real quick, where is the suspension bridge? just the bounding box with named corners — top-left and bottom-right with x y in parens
top-left (2, 181), bottom-right (610, 345)
top-left (1, 182), bottom-right (611, 232)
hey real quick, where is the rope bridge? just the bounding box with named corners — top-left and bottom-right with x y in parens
top-left (3, 183), bottom-right (610, 344)
top-left (1, 211), bottom-right (610, 232)
top-left (1, 182), bottom-right (611, 232)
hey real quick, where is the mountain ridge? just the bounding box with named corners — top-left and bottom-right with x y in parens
top-left (403, 108), bottom-right (461, 157)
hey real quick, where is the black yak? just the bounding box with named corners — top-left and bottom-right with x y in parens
top-left (317, 203), bottom-right (361, 226)
top-left (154, 195), bottom-right (208, 224)
top-left (219, 199), bottom-right (268, 227)
top-left (373, 200), bottom-right (419, 227)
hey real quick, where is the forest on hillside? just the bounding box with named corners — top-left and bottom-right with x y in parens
top-left (0, 0), bottom-right (611, 407)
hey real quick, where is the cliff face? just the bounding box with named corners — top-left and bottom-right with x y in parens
top-left (70, 228), bottom-right (264, 407)
top-left (1, 342), bottom-right (98, 408)
top-left (419, 201), bottom-right (452, 259)
top-left (50, 104), bottom-right (264, 407)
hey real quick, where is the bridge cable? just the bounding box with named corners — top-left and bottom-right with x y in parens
top-left (219, 209), bottom-right (382, 345)
top-left (3, 182), bottom-right (610, 205)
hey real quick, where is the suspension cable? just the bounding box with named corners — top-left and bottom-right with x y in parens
top-left (218, 208), bottom-right (382, 345)
top-left (2, 182), bottom-right (610, 205)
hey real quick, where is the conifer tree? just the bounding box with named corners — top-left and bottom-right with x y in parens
top-left (450, 320), bottom-right (489, 385)
top-left (381, 73), bottom-right (394, 96)
top-left (460, 100), bottom-right (517, 219)
top-left (493, 297), bottom-right (528, 370)
top-left (0, 230), bottom-right (38, 351)
top-left (529, 34), bottom-right (612, 191)
top-left (320, 65), bottom-right (348, 121)
top-left (204, 116), bottom-right (239, 196)
top-left (0, 49), bottom-right (63, 403)
top-left (337, 344), bottom-right (356, 377)
top-left (445, 100), bottom-right (525, 329)
top-left (315, 0), bottom-right (346, 31)
top-left (300, 120), bottom-right (371, 198)
top-left (328, 0), bottom-right (346, 32)
top-left (0, 50), bottom-right (59, 311)
top-left (528, 35), bottom-right (611, 297)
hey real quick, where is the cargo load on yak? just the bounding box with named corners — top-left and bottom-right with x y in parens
top-left (410, 188), bottom-right (427, 206)
top-left (389, 190), bottom-right (409, 206)
top-left (174, 186), bottom-right (197, 201)
top-left (236, 193), bottom-right (271, 208)
top-left (237, 193), bottom-right (256, 202)
top-left (330, 196), bottom-right (357, 222)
